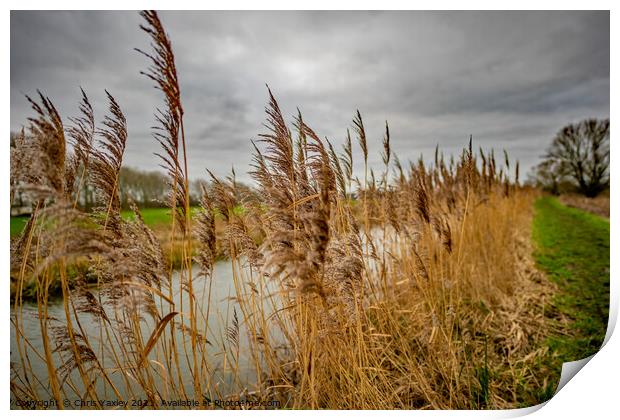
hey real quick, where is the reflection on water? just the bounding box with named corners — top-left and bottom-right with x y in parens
top-left (10, 260), bottom-right (285, 408)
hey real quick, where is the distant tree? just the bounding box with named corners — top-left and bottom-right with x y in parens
top-left (189, 178), bottom-right (209, 205)
top-left (544, 118), bottom-right (610, 197)
top-left (527, 159), bottom-right (571, 195)
top-left (119, 167), bottom-right (168, 208)
top-left (10, 131), bottom-right (28, 212)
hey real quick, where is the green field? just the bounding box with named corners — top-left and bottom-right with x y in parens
top-left (9, 205), bottom-right (246, 238)
top-left (10, 216), bottom-right (29, 237)
top-left (120, 207), bottom-right (177, 226)
top-left (10, 207), bottom-right (191, 238)
top-left (531, 196), bottom-right (610, 400)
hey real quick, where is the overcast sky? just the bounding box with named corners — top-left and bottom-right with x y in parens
top-left (10, 11), bottom-right (609, 184)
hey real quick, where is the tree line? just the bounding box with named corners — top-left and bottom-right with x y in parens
top-left (10, 130), bottom-right (255, 214)
top-left (12, 117), bottom-right (609, 216)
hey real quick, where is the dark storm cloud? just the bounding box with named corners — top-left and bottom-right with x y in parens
top-left (10, 10), bottom-right (609, 183)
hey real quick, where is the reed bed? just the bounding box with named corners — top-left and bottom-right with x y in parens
top-left (10, 10), bottom-right (556, 409)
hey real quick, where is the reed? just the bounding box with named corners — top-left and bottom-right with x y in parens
top-left (10, 10), bottom-right (558, 410)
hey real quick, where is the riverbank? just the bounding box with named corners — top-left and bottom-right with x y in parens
top-left (529, 196), bottom-right (610, 401)
top-left (9, 207), bottom-right (228, 302)
top-left (10, 207), bottom-right (195, 238)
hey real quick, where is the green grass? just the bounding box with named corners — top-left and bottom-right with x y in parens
top-left (10, 207), bottom-right (197, 238)
top-left (120, 205), bottom-right (245, 225)
top-left (120, 207), bottom-right (178, 226)
top-left (531, 196), bottom-right (609, 398)
top-left (9, 204), bottom-right (248, 238)
top-left (10, 216), bottom-right (29, 237)
top-left (11, 209), bottom-right (176, 238)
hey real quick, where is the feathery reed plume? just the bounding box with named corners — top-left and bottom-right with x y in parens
top-left (514, 160), bottom-right (520, 186)
top-left (251, 90), bottom-right (296, 240)
top-left (90, 201), bottom-right (165, 322)
top-left (393, 154), bottom-right (405, 186)
top-left (50, 324), bottom-right (99, 385)
top-left (327, 139), bottom-right (347, 198)
top-left (381, 120), bottom-right (391, 168)
top-left (412, 246), bottom-right (429, 282)
top-left (387, 192), bottom-right (402, 233)
top-left (209, 170), bottom-right (262, 268)
top-left (90, 91), bottom-right (127, 235)
top-left (207, 170), bottom-right (237, 222)
top-left (414, 176), bottom-right (431, 224)
top-left (15, 92), bottom-right (66, 201)
top-left (465, 135), bottom-right (475, 186)
top-left (307, 158), bottom-right (332, 275)
top-left (123, 201), bottom-right (167, 289)
top-left (488, 148), bottom-right (496, 182)
top-left (253, 90), bottom-right (336, 299)
top-left (67, 89), bottom-right (96, 165)
top-left (73, 280), bottom-right (110, 323)
top-left (353, 110), bottom-right (368, 168)
top-left (227, 307), bottom-right (240, 347)
top-left (226, 307), bottom-right (240, 364)
top-left (479, 147), bottom-right (488, 188)
top-left (137, 10), bottom-right (190, 234)
top-left (249, 140), bottom-right (274, 191)
top-left (137, 11), bottom-right (182, 114)
top-left (66, 89), bottom-right (96, 200)
top-left (369, 168), bottom-right (377, 193)
top-left (299, 120), bottom-right (336, 194)
top-left (225, 218), bottom-right (263, 268)
top-left (432, 215), bottom-right (453, 253)
top-left (293, 109), bottom-right (310, 187)
top-left (64, 153), bottom-right (80, 203)
top-left (34, 203), bottom-right (112, 277)
top-left (259, 86), bottom-right (295, 189)
top-left (194, 185), bottom-right (217, 277)
top-left (251, 91), bottom-right (305, 285)
top-left (137, 18), bottom-right (201, 394)
top-left (340, 129), bottom-right (354, 194)
top-left (323, 231), bottom-right (364, 326)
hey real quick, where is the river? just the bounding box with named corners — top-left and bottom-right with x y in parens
top-left (10, 260), bottom-right (285, 408)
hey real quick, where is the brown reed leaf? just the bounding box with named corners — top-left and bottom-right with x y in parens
top-left (138, 311), bottom-right (178, 367)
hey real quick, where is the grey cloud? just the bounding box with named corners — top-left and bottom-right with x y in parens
top-left (11, 10), bottom-right (609, 183)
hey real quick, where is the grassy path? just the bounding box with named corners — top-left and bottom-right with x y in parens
top-left (532, 196), bottom-right (610, 398)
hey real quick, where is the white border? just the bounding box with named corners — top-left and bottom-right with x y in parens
top-left (3, 2), bottom-right (616, 419)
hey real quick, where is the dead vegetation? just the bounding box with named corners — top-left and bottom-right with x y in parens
top-left (559, 193), bottom-right (609, 218)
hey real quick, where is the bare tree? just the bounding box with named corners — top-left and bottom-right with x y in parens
top-left (528, 159), bottom-right (570, 195)
top-left (118, 166), bottom-right (168, 208)
top-left (545, 118), bottom-right (610, 197)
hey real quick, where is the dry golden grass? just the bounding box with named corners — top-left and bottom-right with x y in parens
top-left (559, 193), bottom-right (609, 218)
top-left (10, 10), bottom-right (559, 410)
